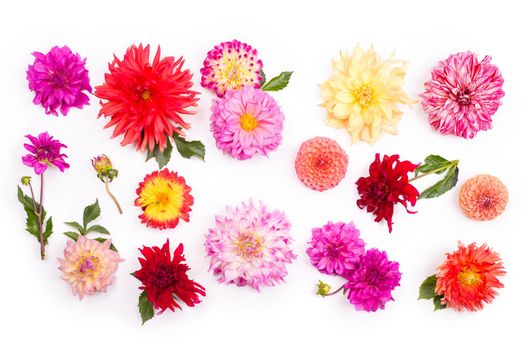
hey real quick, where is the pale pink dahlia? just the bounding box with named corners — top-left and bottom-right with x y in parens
top-left (420, 51), bottom-right (504, 138)
top-left (205, 200), bottom-right (296, 291)
top-left (210, 86), bottom-right (284, 160)
top-left (201, 40), bottom-right (263, 97)
top-left (58, 236), bottom-right (122, 299)
top-left (306, 221), bottom-right (365, 276)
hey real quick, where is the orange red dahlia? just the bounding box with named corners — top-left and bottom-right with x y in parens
top-left (95, 44), bottom-right (199, 153)
top-left (134, 169), bottom-right (193, 230)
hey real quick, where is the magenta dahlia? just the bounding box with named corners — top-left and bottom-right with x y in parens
top-left (22, 132), bottom-right (69, 175)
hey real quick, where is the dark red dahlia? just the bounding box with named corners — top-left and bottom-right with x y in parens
top-left (134, 240), bottom-right (205, 313)
top-left (355, 154), bottom-right (419, 233)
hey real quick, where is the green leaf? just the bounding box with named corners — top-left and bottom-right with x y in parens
top-left (63, 231), bottom-right (79, 241)
top-left (94, 238), bottom-right (118, 252)
top-left (146, 147), bottom-right (156, 162)
top-left (261, 71), bottom-right (293, 91)
top-left (155, 140), bottom-right (173, 169)
top-left (418, 274), bottom-right (437, 300)
top-left (24, 207), bottom-right (40, 240)
top-left (419, 166), bottom-right (459, 199)
top-left (83, 199), bottom-right (101, 228)
top-left (173, 134), bottom-right (205, 160)
top-left (86, 224), bottom-right (110, 235)
top-left (64, 221), bottom-right (85, 234)
top-left (43, 217), bottom-right (53, 243)
top-left (433, 294), bottom-right (447, 311)
top-left (259, 69), bottom-right (266, 87)
top-left (138, 291), bottom-right (155, 325)
top-left (17, 186), bottom-right (34, 211)
top-left (414, 155), bottom-right (451, 176)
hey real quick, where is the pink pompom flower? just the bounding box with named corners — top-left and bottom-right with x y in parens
top-left (306, 221), bottom-right (365, 276)
top-left (27, 46), bottom-right (91, 116)
top-left (205, 200), bottom-right (296, 291)
top-left (420, 51), bottom-right (504, 138)
top-left (210, 86), bottom-right (284, 160)
top-left (58, 236), bottom-right (122, 299)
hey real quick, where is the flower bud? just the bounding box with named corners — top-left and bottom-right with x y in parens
top-left (91, 155), bottom-right (118, 182)
top-left (21, 176), bottom-right (32, 186)
top-left (316, 280), bottom-right (331, 297)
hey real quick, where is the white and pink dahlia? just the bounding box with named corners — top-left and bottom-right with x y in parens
top-left (205, 200), bottom-right (296, 291)
top-left (201, 40), bottom-right (263, 97)
top-left (420, 51), bottom-right (504, 139)
top-left (210, 86), bottom-right (284, 160)
top-left (58, 236), bottom-right (122, 299)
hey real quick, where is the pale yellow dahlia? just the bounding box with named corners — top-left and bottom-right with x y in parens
top-left (319, 45), bottom-right (414, 143)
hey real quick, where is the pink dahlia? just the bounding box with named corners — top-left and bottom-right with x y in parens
top-left (306, 221), bottom-right (365, 276)
top-left (205, 200), bottom-right (296, 291)
top-left (27, 46), bottom-right (91, 116)
top-left (420, 51), bottom-right (504, 138)
top-left (58, 236), bottom-right (122, 299)
top-left (22, 132), bottom-right (69, 175)
top-left (201, 40), bottom-right (263, 97)
top-left (210, 86), bottom-right (284, 160)
top-left (344, 249), bottom-right (401, 312)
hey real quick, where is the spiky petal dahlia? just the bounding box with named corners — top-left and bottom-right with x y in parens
top-left (344, 249), bottom-right (401, 312)
top-left (210, 86), bottom-right (284, 160)
top-left (27, 46), bottom-right (91, 116)
top-left (95, 44), bottom-right (199, 153)
top-left (201, 40), bottom-right (263, 97)
top-left (458, 174), bottom-right (508, 221)
top-left (420, 51), bottom-right (504, 138)
top-left (306, 221), bottom-right (365, 276)
top-left (134, 169), bottom-right (193, 229)
top-left (205, 200), bottom-right (296, 291)
top-left (58, 236), bottom-right (122, 299)
top-left (295, 137), bottom-right (348, 191)
top-left (320, 45), bottom-right (413, 143)
top-left (134, 240), bottom-right (205, 313)
top-left (356, 154), bottom-right (419, 233)
top-left (436, 242), bottom-right (505, 311)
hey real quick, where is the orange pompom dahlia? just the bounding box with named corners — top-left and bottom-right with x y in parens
top-left (458, 174), bottom-right (508, 221)
top-left (135, 169), bottom-right (193, 229)
top-left (436, 242), bottom-right (505, 311)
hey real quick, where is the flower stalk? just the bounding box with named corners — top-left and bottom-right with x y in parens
top-left (28, 175), bottom-right (45, 260)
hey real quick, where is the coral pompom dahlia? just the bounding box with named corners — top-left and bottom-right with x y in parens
top-left (295, 137), bottom-right (348, 191)
top-left (201, 40), bottom-right (263, 97)
top-left (205, 200), bottom-right (296, 291)
top-left (210, 86), bottom-right (284, 160)
top-left (95, 44), bottom-right (199, 153)
top-left (320, 45), bottom-right (413, 143)
top-left (27, 46), bottom-right (91, 116)
top-left (420, 51), bottom-right (504, 138)
top-left (436, 242), bottom-right (505, 311)
top-left (458, 174), bottom-right (508, 221)
top-left (135, 169), bottom-right (193, 229)
top-left (58, 236), bottom-right (122, 299)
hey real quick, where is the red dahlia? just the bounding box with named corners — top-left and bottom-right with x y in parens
top-left (134, 240), bottom-right (205, 313)
top-left (95, 44), bottom-right (199, 153)
top-left (356, 154), bottom-right (419, 233)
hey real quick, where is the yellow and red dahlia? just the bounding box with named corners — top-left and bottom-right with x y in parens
top-left (134, 168), bottom-right (193, 230)
top-left (436, 242), bottom-right (505, 311)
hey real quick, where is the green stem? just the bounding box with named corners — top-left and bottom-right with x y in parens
top-left (409, 160), bottom-right (459, 182)
top-left (28, 175), bottom-right (45, 260)
top-left (325, 285), bottom-right (345, 297)
top-left (105, 177), bottom-right (123, 215)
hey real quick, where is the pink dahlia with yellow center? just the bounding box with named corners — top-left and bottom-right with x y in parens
top-left (58, 236), bottom-right (122, 299)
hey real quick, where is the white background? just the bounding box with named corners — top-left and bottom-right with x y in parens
top-left (1, 1), bottom-right (528, 349)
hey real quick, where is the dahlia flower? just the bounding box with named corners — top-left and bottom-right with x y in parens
top-left (458, 174), bottom-right (508, 221)
top-left (344, 249), bottom-right (401, 312)
top-left (436, 242), bottom-right (505, 311)
top-left (356, 154), bottom-right (419, 233)
top-left (295, 137), bottom-right (348, 191)
top-left (134, 240), bottom-right (205, 313)
top-left (320, 45), bottom-right (413, 143)
top-left (27, 46), bottom-right (91, 116)
top-left (58, 236), bottom-right (122, 299)
top-left (135, 169), bottom-right (193, 229)
top-left (22, 132), bottom-right (69, 175)
top-left (306, 221), bottom-right (365, 276)
top-left (210, 86), bottom-right (284, 160)
top-left (201, 40), bottom-right (263, 97)
top-left (95, 44), bottom-right (199, 153)
top-left (205, 200), bottom-right (296, 291)
top-left (420, 51), bottom-right (504, 138)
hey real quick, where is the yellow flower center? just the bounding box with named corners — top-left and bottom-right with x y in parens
top-left (356, 85), bottom-right (373, 107)
top-left (138, 177), bottom-right (185, 223)
top-left (459, 269), bottom-right (482, 288)
top-left (240, 113), bottom-right (258, 131)
top-left (236, 232), bottom-right (264, 260)
top-left (78, 255), bottom-right (99, 277)
top-left (156, 192), bottom-right (170, 206)
top-left (141, 90), bottom-right (152, 101)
